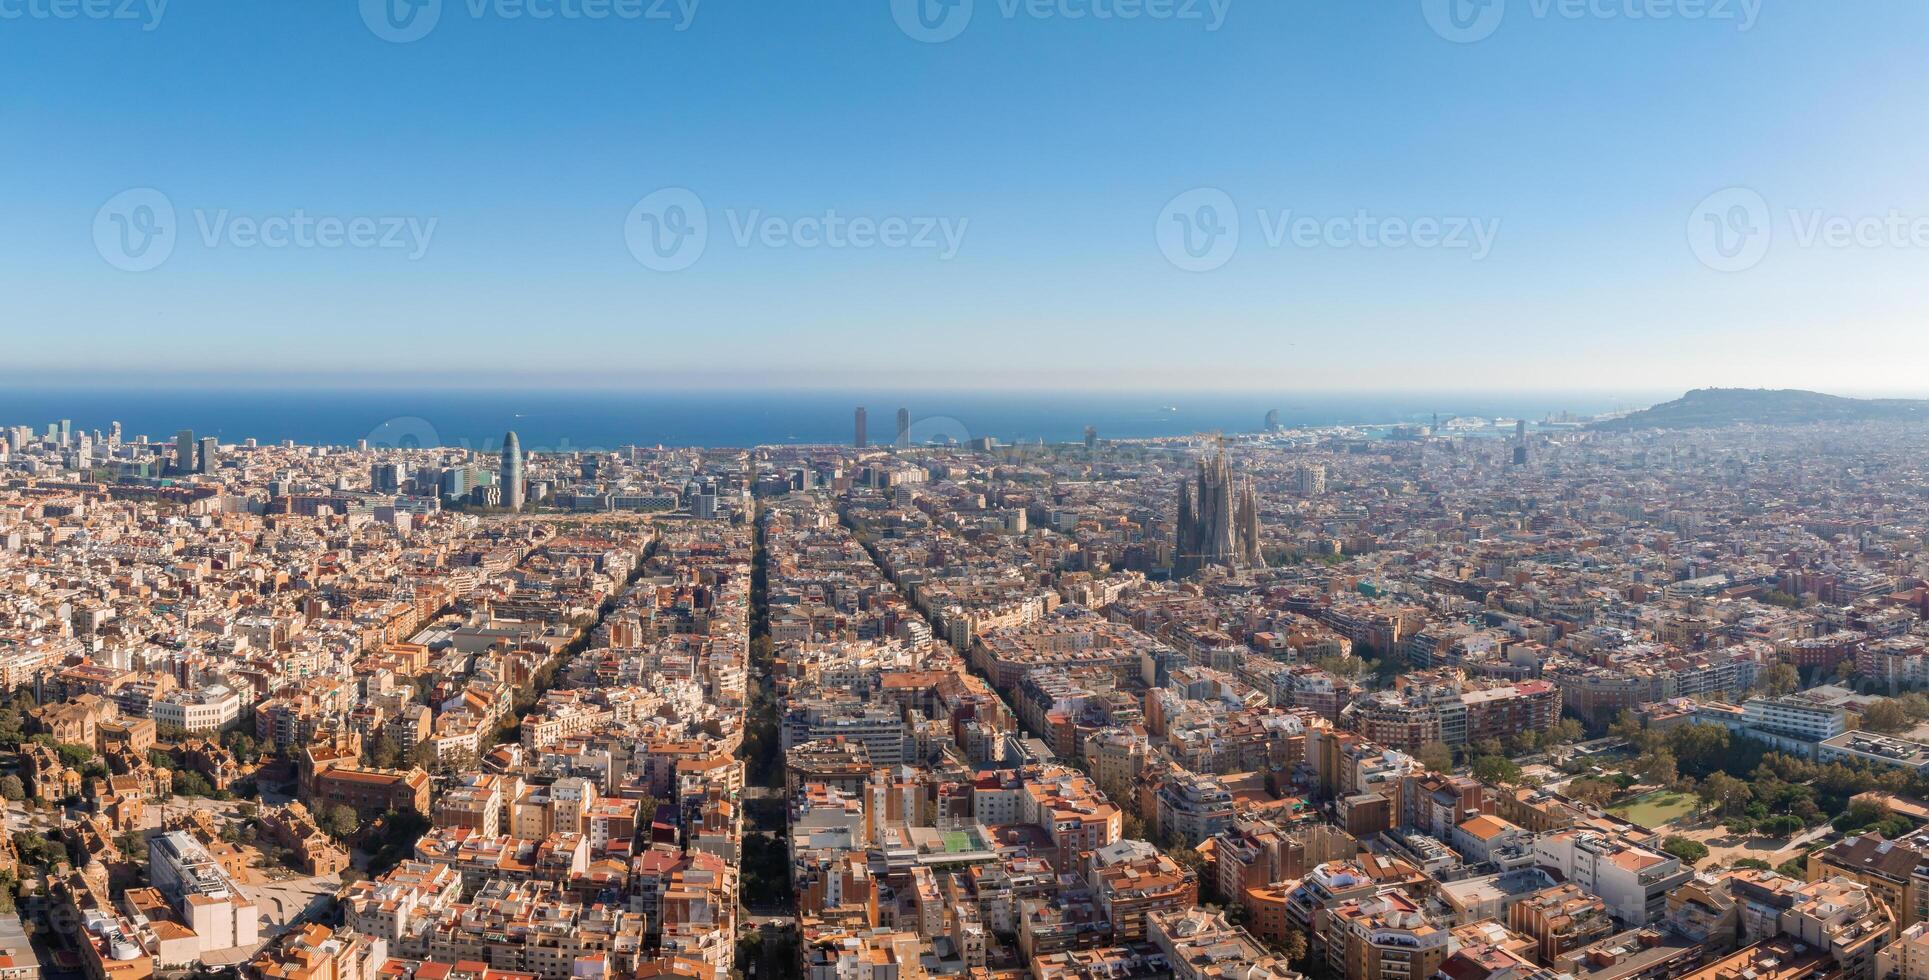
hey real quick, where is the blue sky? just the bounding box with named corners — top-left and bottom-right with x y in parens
top-left (3, 0), bottom-right (1926, 392)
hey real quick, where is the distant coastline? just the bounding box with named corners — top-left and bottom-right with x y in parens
top-left (0, 387), bottom-right (1664, 451)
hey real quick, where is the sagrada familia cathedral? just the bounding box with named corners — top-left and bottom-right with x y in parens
top-left (1174, 450), bottom-right (1262, 578)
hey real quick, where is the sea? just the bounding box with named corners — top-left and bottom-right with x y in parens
top-left (0, 387), bottom-right (1667, 453)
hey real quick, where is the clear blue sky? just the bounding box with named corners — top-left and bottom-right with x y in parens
top-left (4, 0), bottom-right (1926, 392)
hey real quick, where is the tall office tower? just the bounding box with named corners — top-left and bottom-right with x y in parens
top-left (199, 437), bottom-right (220, 473)
top-left (57, 420), bottom-right (71, 446)
top-left (1085, 426), bottom-right (1098, 451)
top-left (1513, 419), bottom-right (1529, 466)
top-left (175, 430), bottom-right (196, 474)
top-left (854, 407), bottom-right (868, 449)
top-left (109, 421), bottom-right (121, 448)
top-left (1264, 409), bottom-right (1281, 432)
top-left (501, 431), bottom-right (525, 511)
top-left (371, 463), bottom-right (408, 493)
top-left (896, 408), bottom-right (910, 447)
top-left (1174, 450), bottom-right (1262, 578)
top-left (1296, 463), bottom-right (1326, 496)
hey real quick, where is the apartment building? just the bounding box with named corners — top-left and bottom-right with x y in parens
top-left (1508, 884), bottom-right (1617, 966)
top-left (147, 832), bottom-right (259, 954)
top-left (1532, 831), bottom-right (1689, 925)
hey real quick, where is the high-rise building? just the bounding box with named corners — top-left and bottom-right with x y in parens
top-left (1264, 410), bottom-right (1281, 432)
top-left (371, 463), bottom-right (408, 493)
top-left (1085, 426), bottom-right (1099, 451)
top-left (439, 467), bottom-right (473, 500)
top-left (1175, 450), bottom-right (1262, 578)
top-left (57, 419), bottom-right (71, 446)
top-left (896, 407), bottom-right (910, 447)
top-left (500, 430), bottom-right (525, 511)
top-left (1513, 419), bottom-right (1529, 466)
top-left (855, 407), bottom-right (868, 449)
top-left (199, 437), bottom-right (220, 473)
top-left (108, 421), bottom-right (121, 449)
top-left (1296, 463), bottom-right (1326, 496)
top-left (175, 429), bottom-right (196, 474)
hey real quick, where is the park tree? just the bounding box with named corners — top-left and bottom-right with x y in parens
top-left (1666, 724), bottom-right (1733, 776)
top-left (1641, 749), bottom-right (1680, 788)
top-left (1417, 742), bottom-right (1455, 774)
top-left (1760, 663), bottom-right (1801, 697)
top-left (1661, 835), bottom-right (1709, 865)
top-left (1316, 656), bottom-right (1364, 679)
top-left (1702, 772), bottom-right (1752, 815)
top-left (0, 776), bottom-right (22, 802)
top-left (1900, 693), bottom-right (1929, 722)
top-left (323, 805), bottom-right (360, 839)
top-left (1862, 699), bottom-right (1910, 734)
top-left (1278, 928), bottom-right (1309, 964)
top-left (1568, 777), bottom-right (1617, 807)
top-left (1472, 755), bottom-right (1522, 786)
top-left (365, 735), bottom-right (400, 769)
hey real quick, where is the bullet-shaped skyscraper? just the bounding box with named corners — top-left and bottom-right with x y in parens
top-left (501, 430), bottom-right (525, 511)
top-left (855, 408), bottom-right (868, 449)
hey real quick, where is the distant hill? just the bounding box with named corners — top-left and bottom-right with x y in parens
top-left (1592, 388), bottom-right (1929, 430)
